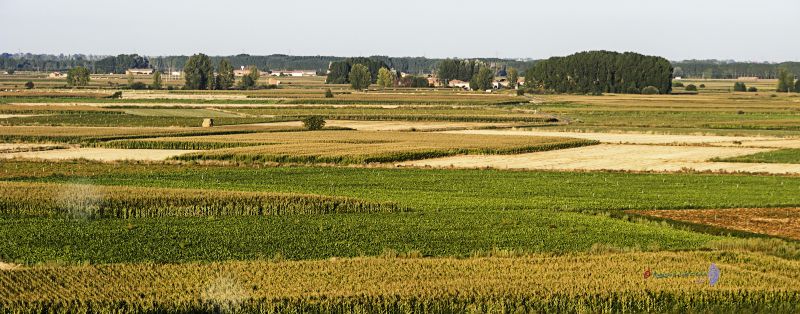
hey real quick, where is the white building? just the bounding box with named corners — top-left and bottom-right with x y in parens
top-left (126, 68), bottom-right (154, 75)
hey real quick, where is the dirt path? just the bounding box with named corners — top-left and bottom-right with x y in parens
top-left (0, 143), bottom-right (64, 153)
top-left (0, 262), bottom-right (21, 271)
top-left (0, 148), bottom-right (197, 161)
top-left (399, 144), bottom-right (800, 174)
top-left (443, 129), bottom-right (800, 148)
top-left (0, 114), bottom-right (41, 119)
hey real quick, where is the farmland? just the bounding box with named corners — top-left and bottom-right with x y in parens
top-left (2, 72), bottom-right (800, 312)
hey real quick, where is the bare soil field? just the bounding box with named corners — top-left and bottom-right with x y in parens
top-left (443, 129), bottom-right (792, 146)
top-left (0, 143), bottom-right (63, 153)
top-left (399, 144), bottom-right (800, 174)
top-left (256, 120), bottom-right (517, 131)
top-left (633, 208), bottom-right (800, 240)
top-left (0, 148), bottom-right (197, 161)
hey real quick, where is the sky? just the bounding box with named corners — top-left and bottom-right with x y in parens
top-left (1, 0), bottom-right (798, 62)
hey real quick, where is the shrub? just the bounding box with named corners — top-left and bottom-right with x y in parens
top-left (108, 91), bottom-right (123, 99)
top-left (6, 69), bottom-right (15, 75)
top-left (626, 86), bottom-right (640, 94)
top-left (733, 82), bottom-right (747, 92)
top-left (24, 81), bottom-right (34, 89)
top-left (685, 84), bottom-right (698, 92)
top-left (325, 88), bottom-right (334, 98)
top-left (516, 89), bottom-right (525, 96)
top-left (672, 82), bottom-right (684, 87)
top-left (129, 82), bottom-right (147, 90)
top-left (641, 86), bottom-right (660, 95)
top-left (302, 116), bottom-right (326, 130)
top-left (699, 84), bottom-right (706, 88)
top-left (748, 86), bottom-right (758, 92)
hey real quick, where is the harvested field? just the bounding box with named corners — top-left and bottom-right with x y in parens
top-left (399, 144), bottom-right (800, 174)
top-left (0, 148), bottom-right (196, 161)
top-left (256, 120), bottom-right (517, 131)
top-left (444, 129), bottom-right (788, 146)
top-left (162, 131), bottom-right (594, 164)
top-left (634, 208), bottom-right (800, 240)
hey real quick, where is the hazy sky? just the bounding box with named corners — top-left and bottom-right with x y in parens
top-left (2, 0), bottom-right (798, 61)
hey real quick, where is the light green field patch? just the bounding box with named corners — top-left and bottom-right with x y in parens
top-left (123, 108), bottom-right (243, 118)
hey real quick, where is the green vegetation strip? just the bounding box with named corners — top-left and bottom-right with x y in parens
top-left (8, 163), bottom-right (798, 212)
top-left (712, 149), bottom-right (800, 164)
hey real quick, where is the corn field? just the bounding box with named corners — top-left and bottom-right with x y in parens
top-left (1, 251), bottom-right (799, 313)
top-left (0, 182), bottom-right (405, 218)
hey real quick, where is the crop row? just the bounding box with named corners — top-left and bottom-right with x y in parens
top-left (0, 182), bottom-right (405, 219)
top-left (1, 252), bottom-right (799, 313)
top-left (177, 139), bottom-right (596, 164)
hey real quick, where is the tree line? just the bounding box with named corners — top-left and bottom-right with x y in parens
top-left (673, 60), bottom-right (800, 79)
top-left (524, 51), bottom-right (673, 94)
top-left (1, 53), bottom-right (535, 76)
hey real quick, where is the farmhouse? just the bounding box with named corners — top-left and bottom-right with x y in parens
top-left (448, 79), bottom-right (470, 89)
top-left (126, 68), bottom-right (154, 75)
top-left (48, 71), bottom-right (66, 78)
top-left (737, 76), bottom-right (759, 82)
top-left (233, 68), bottom-right (270, 77)
top-left (427, 76), bottom-right (441, 87)
top-left (270, 70), bottom-right (316, 77)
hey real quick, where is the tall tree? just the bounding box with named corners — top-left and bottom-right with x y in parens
top-left (777, 68), bottom-right (794, 92)
top-left (507, 67), bottom-right (519, 89)
top-left (469, 66), bottom-right (494, 91)
top-left (151, 71), bottom-right (162, 89)
top-left (376, 68), bottom-right (396, 88)
top-left (348, 64), bottom-right (371, 90)
top-left (66, 66), bottom-right (90, 87)
top-left (239, 67), bottom-right (259, 89)
top-left (183, 53), bottom-right (214, 90)
top-left (216, 59), bottom-right (235, 90)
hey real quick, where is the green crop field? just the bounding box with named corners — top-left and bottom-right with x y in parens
top-left (712, 148), bottom-right (800, 164)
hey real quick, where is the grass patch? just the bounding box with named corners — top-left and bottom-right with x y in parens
top-left (712, 149), bottom-right (800, 164)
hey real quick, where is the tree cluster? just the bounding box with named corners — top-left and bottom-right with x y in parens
top-left (348, 64), bottom-right (372, 90)
top-left (182, 54), bottom-right (239, 90)
top-left (733, 82), bottom-right (747, 92)
top-left (524, 51), bottom-right (673, 94)
top-left (326, 58), bottom-right (389, 84)
top-left (469, 66), bottom-right (494, 91)
top-left (94, 54), bottom-right (150, 74)
top-left (777, 69), bottom-right (796, 92)
top-left (672, 60), bottom-right (800, 79)
top-left (376, 68), bottom-right (397, 88)
top-left (436, 59), bottom-right (484, 83)
top-left (66, 66), bottom-right (90, 87)
top-left (398, 76), bottom-right (430, 88)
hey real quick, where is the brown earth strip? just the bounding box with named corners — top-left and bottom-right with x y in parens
top-left (633, 208), bottom-right (800, 240)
